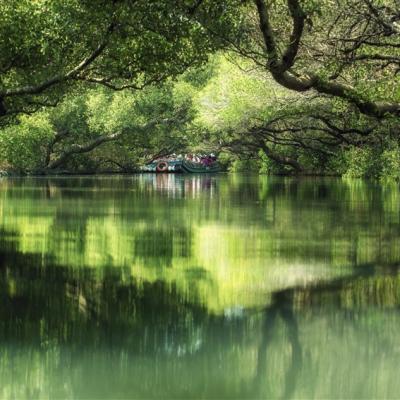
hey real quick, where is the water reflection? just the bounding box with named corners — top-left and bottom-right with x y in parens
top-left (0, 175), bottom-right (399, 398)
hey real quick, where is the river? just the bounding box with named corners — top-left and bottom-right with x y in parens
top-left (0, 174), bottom-right (399, 399)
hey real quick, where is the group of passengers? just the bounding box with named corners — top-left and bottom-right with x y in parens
top-left (162, 153), bottom-right (217, 166)
top-left (184, 153), bottom-right (216, 166)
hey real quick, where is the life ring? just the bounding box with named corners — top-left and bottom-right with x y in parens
top-left (156, 161), bottom-right (169, 172)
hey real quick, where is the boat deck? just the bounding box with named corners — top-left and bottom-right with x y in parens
top-left (141, 160), bottom-right (220, 173)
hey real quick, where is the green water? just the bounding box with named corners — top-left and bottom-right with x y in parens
top-left (0, 174), bottom-right (400, 399)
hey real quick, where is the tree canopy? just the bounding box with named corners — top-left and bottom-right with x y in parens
top-left (1, 0), bottom-right (400, 179)
top-left (0, 0), bottom-right (231, 118)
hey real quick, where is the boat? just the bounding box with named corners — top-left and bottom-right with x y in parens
top-left (141, 159), bottom-right (220, 173)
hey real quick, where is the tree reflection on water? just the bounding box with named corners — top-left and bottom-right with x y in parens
top-left (0, 175), bottom-right (399, 398)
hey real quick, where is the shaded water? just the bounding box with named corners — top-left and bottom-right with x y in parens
top-left (0, 174), bottom-right (400, 399)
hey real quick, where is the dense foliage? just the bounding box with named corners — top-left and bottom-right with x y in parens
top-left (0, 0), bottom-right (400, 179)
top-left (0, 81), bottom-right (200, 173)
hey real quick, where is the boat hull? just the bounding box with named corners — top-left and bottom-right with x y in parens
top-left (141, 160), bottom-right (220, 173)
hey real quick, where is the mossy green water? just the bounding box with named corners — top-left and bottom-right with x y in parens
top-left (0, 175), bottom-right (399, 399)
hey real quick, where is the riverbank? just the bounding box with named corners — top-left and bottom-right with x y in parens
top-left (0, 169), bottom-right (337, 178)
top-left (1, 168), bottom-right (399, 181)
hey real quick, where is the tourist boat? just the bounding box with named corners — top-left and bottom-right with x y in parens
top-left (141, 159), bottom-right (220, 173)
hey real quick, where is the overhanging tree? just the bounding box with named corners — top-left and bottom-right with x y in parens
top-left (0, 0), bottom-right (224, 119)
top-left (212, 0), bottom-right (400, 118)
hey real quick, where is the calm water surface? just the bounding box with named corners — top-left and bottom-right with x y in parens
top-left (0, 174), bottom-right (400, 399)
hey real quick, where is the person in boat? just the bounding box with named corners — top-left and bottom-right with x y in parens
top-left (201, 155), bottom-right (210, 166)
top-left (200, 154), bottom-right (216, 167)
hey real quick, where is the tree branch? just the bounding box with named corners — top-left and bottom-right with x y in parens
top-left (259, 141), bottom-right (304, 171)
top-left (47, 132), bottom-right (122, 170)
top-left (252, 0), bottom-right (400, 118)
top-left (0, 23), bottom-right (115, 99)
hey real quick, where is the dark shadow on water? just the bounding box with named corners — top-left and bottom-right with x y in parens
top-left (252, 291), bottom-right (302, 400)
top-left (250, 261), bottom-right (400, 399)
